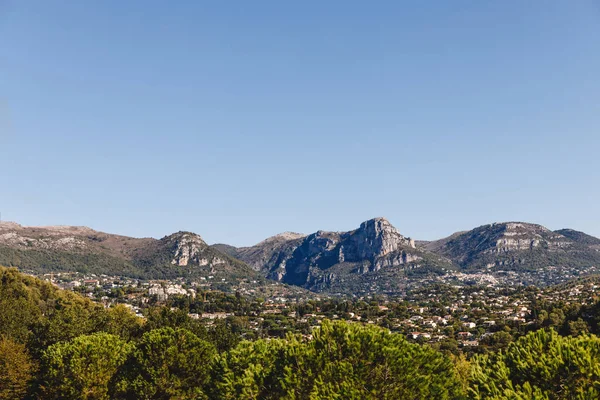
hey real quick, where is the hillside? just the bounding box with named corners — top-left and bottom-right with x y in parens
top-left (555, 228), bottom-right (600, 249)
top-left (427, 222), bottom-right (600, 273)
top-left (0, 265), bottom-right (106, 346)
top-left (215, 218), bottom-right (454, 293)
top-left (0, 222), bottom-right (258, 282)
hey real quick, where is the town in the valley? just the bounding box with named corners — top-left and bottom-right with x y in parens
top-left (29, 267), bottom-right (600, 354)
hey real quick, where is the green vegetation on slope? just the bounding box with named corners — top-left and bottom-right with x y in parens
top-left (555, 229), bottom-right (600, 246)
top-left (5, 266), bottom-right (600, 399)
top-left (0, 246), bottom-right (143, 277)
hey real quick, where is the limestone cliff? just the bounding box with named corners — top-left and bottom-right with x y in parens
top-left (227, 217), bottom-right (450, 291)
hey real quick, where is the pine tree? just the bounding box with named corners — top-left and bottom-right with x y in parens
top-left (0, 336), bottom-right (36, 400)
top-left (113, 327), bottom-right (215, 399)
top-left (39, 332), bottom-right (132, 400)
top-left (207, 320), bottom-right (465, 399)
top-left (470, 329), bottom-right (600, 399)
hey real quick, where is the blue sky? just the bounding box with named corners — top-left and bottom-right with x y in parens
top-left (1, 1), bottom-right (599, 246)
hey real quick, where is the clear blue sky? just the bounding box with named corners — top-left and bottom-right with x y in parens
top-left (1, 1), bottom-right (599, 246)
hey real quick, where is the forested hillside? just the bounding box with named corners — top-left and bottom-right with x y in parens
top-left (2, 266), bottom-right (600, 399)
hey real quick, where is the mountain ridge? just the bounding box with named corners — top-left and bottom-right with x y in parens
top-left (0, 222), bottom-right (257, 282)
top-left (426, 221), bottom-right (600, 273)
top-left (2, 219), bottom-right (600, 294)
top-left (213, 217), bottom-right (454, 293)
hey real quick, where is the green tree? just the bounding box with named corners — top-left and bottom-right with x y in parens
top-left (207, 337), bottom-right (287, 399)
top-left (0, 267), bottom-right (48, 343)
top-left (0, 336), bottom-right (36, 400)
top-left (114, 327), bottom-right (216, 399)
top-left (30, 290), bottom-right (107, 355)
top-left (101, 304), bottom-right (144, 341)
top-left (209, 318), bottom-right (242, 352)
top-left (0, 266), bottom-right (109, 356)
top-left (142, 307), bottom-right (208, 340)
top-left (209, 320), bottom-right (465, 399)
top-left (39, 332), bottom-right (132, 400)
top-left (479, 331), bottom-right (513, 352)
top-left (567, 318), bottom-right (589, 337)
top-left (470, 329), bottom-right (600, 399)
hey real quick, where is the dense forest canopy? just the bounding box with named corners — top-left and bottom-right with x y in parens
top-left (2, 266), bottom-right (600, 399)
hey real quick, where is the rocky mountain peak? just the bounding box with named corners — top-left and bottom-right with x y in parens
top-left (358, 217), bottom-right (399, 238)
top-left (353, 217), bottom-right (415, 259)
top-left (162, 232), bottom-right (211, 267)
top-left (275, 231), bottom-right (305, 240)
top-left (359, 216), bottom-right (392, 228)
top-left (164, 231), bottom-right (206, 244)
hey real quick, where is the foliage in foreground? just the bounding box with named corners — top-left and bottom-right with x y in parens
top-left (470, 329), bottom-right (600, 399)
top-left (0, 336), bottom-right (36, 400)
top-left (39, 332), bottom-right (132, 400)
top-left (113, 327), bottom-right (216, 399)
top-left (209, 320), bottom-right (464, 399)
top-left (4, 266), bottom-right (600, 399)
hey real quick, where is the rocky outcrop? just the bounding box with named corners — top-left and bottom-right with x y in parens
top-left (231, 217), bottom-right (441, 290)
top-left (484, 223), bottom-right (571, 254)
top-left (168, 232), bottom-right (208, 266)
top-left (373, 251), bottom-right (421, 271)
top-left (0, 224), bottom-right (90, 252)
top-left (342, 218), bottom-right (415, 262)
top-left (356, 218), bottom-right (415, 255)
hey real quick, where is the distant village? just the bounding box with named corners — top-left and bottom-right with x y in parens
top-left (28, 268), bottom-right (600, 351)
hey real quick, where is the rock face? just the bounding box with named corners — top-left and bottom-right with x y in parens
top-left (343, 218), bottom-right (415, 260)
top-left (0, 223), bottom-right (92, 251)
top-left (168, 232), bottom-right (209, 266)
top-left (427, 222), bottom-right (600, 272)
top-left (0, 223), bottom-right (256, 281)
top-left (223, 217), bottom-right (450, 292)
top-left (483, 223), bottom-right (571, 253)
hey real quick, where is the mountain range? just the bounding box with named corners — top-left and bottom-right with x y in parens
top-left (214, 218), bottom-right (454, 294)
top-left (0, 222), bottom-right (257, 283)
top-left (1, 218), bottom-right (599, 294)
